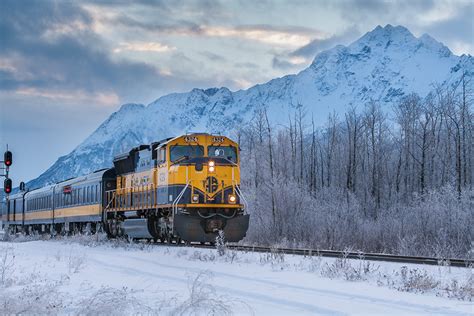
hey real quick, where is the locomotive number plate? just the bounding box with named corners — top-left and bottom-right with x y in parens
top-left (212, 136), bottom-right (225, 143)
top-left (184, 136), bottom-right (198, 142)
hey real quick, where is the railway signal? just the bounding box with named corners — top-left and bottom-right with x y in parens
top-left (4, 178), bottom-right (12, 194)
top-left (4, 150), bottom-right (12, 167)
top-left (2, 149), bottom-right (13, 194)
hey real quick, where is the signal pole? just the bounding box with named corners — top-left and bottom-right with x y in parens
top-left (1, 146), bottom-right (12, 231)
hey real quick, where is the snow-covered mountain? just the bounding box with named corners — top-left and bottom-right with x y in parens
top-left (28, 24), bottom-right (473, 189)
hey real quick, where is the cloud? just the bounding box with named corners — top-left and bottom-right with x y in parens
top-left (113, 41), bottom-right (176, 53)
top-left (15, 88), bottom-right (120, 107)
top-left (200, 51), bottom-right (227, 62)
top-left (0, 0), bottom-right (174, 103)
top-left (271, 27), bottom-right (361, 70)
top-left (200, 25), bottom-right (318, 47)
top-left (272, 55), bottom-right (308, 70)
top-left (112, 12), bottom-right (321, 48)
top-left (291, 27), bottom-right (361, 59)
top-left (421, 2), bottom-right (473, 52)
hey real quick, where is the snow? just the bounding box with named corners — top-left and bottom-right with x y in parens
top-left (1, 238), bottom-right (472, 315)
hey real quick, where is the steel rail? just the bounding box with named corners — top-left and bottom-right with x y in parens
top-left (223, 245), bottom-right (473, 268)
top-left (180, 243), bottom-right (472, 268)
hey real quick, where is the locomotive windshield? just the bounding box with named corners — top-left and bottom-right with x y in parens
top-left (208, 146), bottom-right (237, 163)
top-left (170, 145), bottom-right (204, 162)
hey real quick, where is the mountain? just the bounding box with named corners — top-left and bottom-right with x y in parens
top-left (27, 24), bottom-right (473, 189)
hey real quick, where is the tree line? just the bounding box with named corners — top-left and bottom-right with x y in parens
top-left (236, 73), bottom-right (473, 258)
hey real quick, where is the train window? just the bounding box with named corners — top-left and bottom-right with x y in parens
top-left (208, 146), bottom-right (238, 163)
top-left (158, 148), bottom-right (166, 163)
top-left (95, 185), bottom-right (98, 202)
top-left (170, 145), bottom-right (204, 162)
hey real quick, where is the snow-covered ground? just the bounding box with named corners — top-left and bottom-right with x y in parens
top-left (0, 236), bottom-right (472, 315)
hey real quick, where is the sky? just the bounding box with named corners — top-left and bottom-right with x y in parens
top-left (0, 0), bottom-right (473, 184)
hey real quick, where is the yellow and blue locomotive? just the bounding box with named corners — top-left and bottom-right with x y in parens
top-left (1, 133), bottom-right (249, 243)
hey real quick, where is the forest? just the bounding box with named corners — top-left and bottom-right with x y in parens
top-left (236, 74), bottom-right (473, 259)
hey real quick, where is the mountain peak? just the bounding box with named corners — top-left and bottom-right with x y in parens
top-left (356, 24), bottom-right (416, 46)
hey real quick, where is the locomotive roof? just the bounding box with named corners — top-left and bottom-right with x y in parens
top-left (113, 134), bottom-right (237, 161)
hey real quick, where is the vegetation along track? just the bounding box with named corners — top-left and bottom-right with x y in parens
top-left (182, 243), bottom-right (473, 268)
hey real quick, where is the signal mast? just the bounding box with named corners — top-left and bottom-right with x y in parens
top-left (1, 147), bottom-right (13, 194)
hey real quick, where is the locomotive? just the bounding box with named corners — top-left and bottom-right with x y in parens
top-left (1, 133), bottom-right (250, 243)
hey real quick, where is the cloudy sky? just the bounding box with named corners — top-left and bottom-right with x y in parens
top-left (0, 0), bottom-right (473, 183)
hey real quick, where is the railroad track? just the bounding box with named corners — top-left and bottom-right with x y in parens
top-left (3, 232), bottom-right (472, 268)
top-left (188, 243), bottom-right (473, 268)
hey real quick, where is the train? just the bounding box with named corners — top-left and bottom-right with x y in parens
top-left (1, 133), bottom-right (250, 243)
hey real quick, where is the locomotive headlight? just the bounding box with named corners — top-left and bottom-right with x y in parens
top-left (192, 194), bottom-right (199, 203)
top-left (228, 194), bottom-right (236, 204)
top-left (208, 161), bottom-right (215, 172)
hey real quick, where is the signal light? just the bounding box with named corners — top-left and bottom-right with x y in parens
top-left (4, 151), bottom-right (12, 167)
top-left (4, 178), bottom-right (12, 194)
